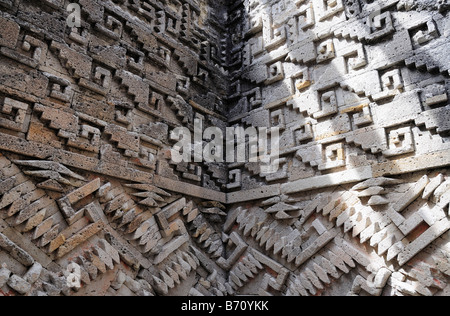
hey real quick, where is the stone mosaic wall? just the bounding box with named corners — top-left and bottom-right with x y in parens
top-left (226, 0), bottom-right (450, 296)
top-left (0, 0), bottom-right (449, 296)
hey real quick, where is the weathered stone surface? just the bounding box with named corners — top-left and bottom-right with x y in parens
top-left (0, 17), bottom-right (20, 49)
top-left (56, 222), bottom-right (105, 258)
top-left (0, 265), bottom-right (11, 288)
top-left (23, 262), bottom-right (43, 284)
top-left (7, 274), bottom-right (31, 295)
top-left (0, 233), bottom-right (34, 267)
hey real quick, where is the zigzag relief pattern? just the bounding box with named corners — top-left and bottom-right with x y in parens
top-left (0, 0), bottom-right (450, 297)
top-left (224, 171), bottom-right (450, 296)
top-left (0, 152), bottom-right (236, 296)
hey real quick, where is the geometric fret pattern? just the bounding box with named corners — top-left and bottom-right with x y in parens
top-left (0, 0), bottom-right (449, 296)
